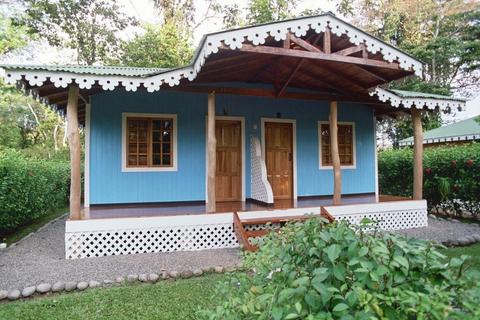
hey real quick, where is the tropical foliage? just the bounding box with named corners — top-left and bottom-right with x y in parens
top-left (19, 0), bottom-right (137, 65)
top-left (200, 217), bottom-right (480, 319)
top-left (0, 149), bottom-right (70, 237)
top-left (339, 0), bottom-right (479, 145)
top-left (113, 22), bottom-right (193, 68)
top-left (379, 143), bottom-right (480, 216)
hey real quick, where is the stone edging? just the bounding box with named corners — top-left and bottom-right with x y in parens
top-left (0, 264), bottom-right (241, 302)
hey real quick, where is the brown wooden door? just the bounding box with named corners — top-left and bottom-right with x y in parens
top-left (265, 122), bottom-right (293, 200)
top-left (215, 120), bottom-right (242, 202)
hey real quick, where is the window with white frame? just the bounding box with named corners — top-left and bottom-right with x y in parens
top-left (122, 113), bottom-right (177, 171)
top-left (318, 121), bottom-right (356, 168)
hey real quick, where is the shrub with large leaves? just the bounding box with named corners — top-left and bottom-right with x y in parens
top-left (200, 218), bottom-right (480, 319)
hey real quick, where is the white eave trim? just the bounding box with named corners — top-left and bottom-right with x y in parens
top-left (399, 134), bottom-right (480, 146)
top-left (2, 15), bottom-right (423, 93)
top-left (370, 87), bottom-right (466, 111)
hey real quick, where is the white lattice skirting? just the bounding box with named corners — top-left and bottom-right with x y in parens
top-left (324, 200), bottom-right (428, 230)
top-left (65, 200), bottom-right (428, 259)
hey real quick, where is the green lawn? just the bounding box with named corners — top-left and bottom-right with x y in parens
top-left (2, 246), bottom-right (480, 319)
top-left (0, 273), bottom-right (227, 320)
top-left (3, 205), bottom-right (68, 245)
top-left (441, 243), bottom-right (480, 273)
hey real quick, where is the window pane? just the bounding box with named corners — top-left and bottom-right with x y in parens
top-left (138, 155), bottom-right (148, 165)
top-left (152, 120), bottom-right (162, 130)
top-left (128, 155), bottom-right (137, 165)
top-left (163, 130), bottom-right (171, 142)
top-left (162, 143), bottom-right (170, 153)
top-left (163, 120), bottom-right (171, 129)
top-left (162, 154), bottom-right (171, 165)
top-left (152, 131), bottom-right (161, 142)
top-left (153, 143), bottom-right (160, 154)
top-left (138, 143), bottom-right (148, 154)
top-left (152, 154), bottom-right (161, 165)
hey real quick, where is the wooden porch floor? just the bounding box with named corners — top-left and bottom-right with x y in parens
top-left (80, 194), bottom-right (409, 220)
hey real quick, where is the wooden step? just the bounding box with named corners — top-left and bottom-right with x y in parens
top-left (240, 214), bottom-right (317, 225)
top-left (233, 208), bottom-right (335, 252)
top-left (245, 229), bottom-right (271, 238)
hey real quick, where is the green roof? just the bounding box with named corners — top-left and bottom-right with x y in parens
top-left (0, 64), bottom-right (173, 77)
top-left (400, 116), bottom-right (480, 144)
top-left (389, 89), bottom-right (467, 102)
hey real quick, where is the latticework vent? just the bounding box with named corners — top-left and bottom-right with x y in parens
top-left (65, 200), bottom-right (428, 259)
top-left (331, 207), bottom-right (428, 230)
top-left (66, 223), bottom-right (238, 260)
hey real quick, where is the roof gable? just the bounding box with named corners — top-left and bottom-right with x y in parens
top-left (1, 13), bottom-right (424, 93)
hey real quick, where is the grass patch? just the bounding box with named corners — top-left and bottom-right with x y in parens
top-left (0, 273), bottom-right (228, 320)
top-left (441, 243), bottom-right (480, 272)
top-left (3, 205), bottom-right (68, 245)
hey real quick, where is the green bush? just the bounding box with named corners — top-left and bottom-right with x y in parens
top-left (200, 218), bottom-right (480, 319)
top-left (379, 143), bottom-right (480, 216)
top-left (0, 149), bottom-right (70, 236)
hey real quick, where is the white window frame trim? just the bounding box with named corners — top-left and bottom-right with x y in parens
top-left (121, 112), bottom-right (178, 172)
top-left (318, 120), bottom-right (357, 170)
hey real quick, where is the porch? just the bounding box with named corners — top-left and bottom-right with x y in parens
top-left (66, 195), bottom-right (427, 259)
top-left (81, 194), bottom-right (407, 219)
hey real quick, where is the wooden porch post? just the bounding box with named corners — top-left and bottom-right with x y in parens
top-left (207, 92), bottom-right (216, 212)
top-left (66, 84), bottom-right (81, 220)
top-left (329, 101), bottom-right (342, 204)
top-left (412, 107), bottom-right (423, 200)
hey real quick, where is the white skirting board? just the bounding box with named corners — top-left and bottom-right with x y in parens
top-left (324, 200), bottom-right (428, 230)
top-left (65, 200), bottom-right (428, 259)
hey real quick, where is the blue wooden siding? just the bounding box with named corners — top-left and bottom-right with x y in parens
top-left (89, 90), bottom-right (375, 204)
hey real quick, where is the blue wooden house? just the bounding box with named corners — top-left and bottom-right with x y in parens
top-left (1, 14), bottom-right (465, 258)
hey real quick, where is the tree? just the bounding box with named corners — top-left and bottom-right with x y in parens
top-left (152, 0), bottom-right (219, 34)
top-left (19, 0), bottom-right (136, 65)
top-left (246, 0), bottom-right (298, 25)
top-left (0, 84), bottom-right (67, 158)
top-left (0, 12), bottom-right (30, 55)
top-left (377, 112), bottom-right (443, 148)
top-left (339, 0), bottom-right (480, 95)
top-left (338, 0), bottom-right (479, 147)
top-left (114, 22), bottom-right (193, 68)
top-left (214, 0), bottom-right (300, 28)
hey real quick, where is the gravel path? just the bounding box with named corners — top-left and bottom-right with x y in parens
top-left (395, 217), bottom-right (480, 243)
top-left (0, 215), bottom-right (242, 291)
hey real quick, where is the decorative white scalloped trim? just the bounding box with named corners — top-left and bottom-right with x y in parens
top-left (370, 87), bottom-right (465, 111)
top-left (399, 134), bottom-right (479, 146)
top-left (2, 15), bottom-right (424, 93)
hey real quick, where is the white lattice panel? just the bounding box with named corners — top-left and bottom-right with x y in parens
top-left (65, 223), bottom-right (238, 259)
top-left (325, 200), bottom-right (428, 230)
top-left (65, 201), bottom-right (427, 259)
top-left (250, 135), bottom-right (274, 204)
